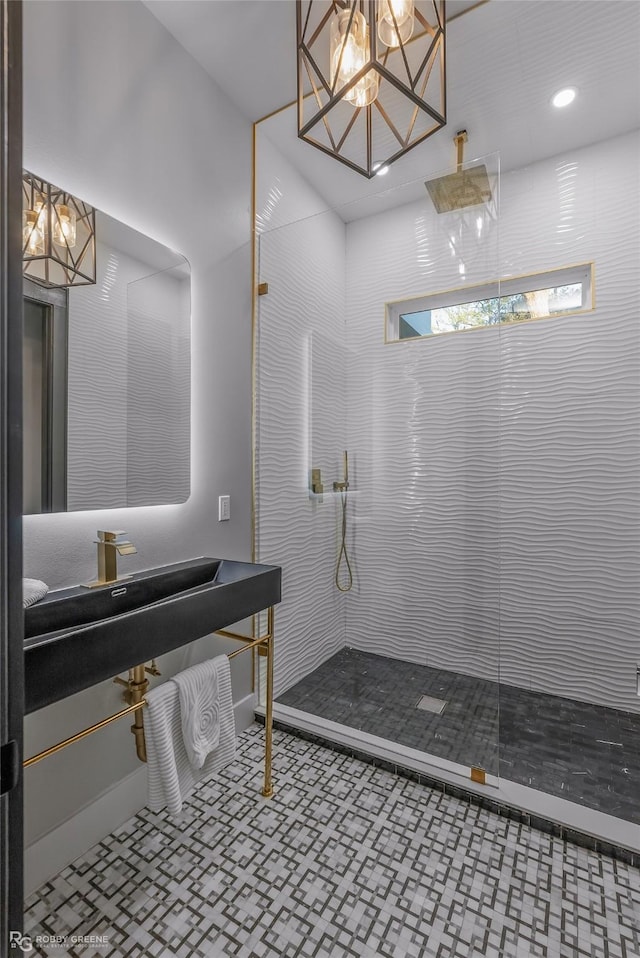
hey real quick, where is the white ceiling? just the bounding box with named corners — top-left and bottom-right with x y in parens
top-left (144, 0), bottom-right (640, 216)
top-left (143, 0), bottom-right (298, 122)
top-left (143, 0), bottom-right (481, 122)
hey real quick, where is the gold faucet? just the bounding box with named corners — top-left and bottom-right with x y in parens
top-left (83, 530), bottom-right (137, 588)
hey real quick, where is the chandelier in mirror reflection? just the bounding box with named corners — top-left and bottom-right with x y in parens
top-left (22, 170), bottom-right (96, 288)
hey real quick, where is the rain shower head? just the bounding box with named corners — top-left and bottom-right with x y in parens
top-left (425, 131), bottom-right (492, 213)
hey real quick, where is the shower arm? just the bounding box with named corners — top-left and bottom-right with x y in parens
top-left (454, 130), bottom-right (468, 172)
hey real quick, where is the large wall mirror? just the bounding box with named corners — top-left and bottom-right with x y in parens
top-left (23, 208), bottom-right (191, 513)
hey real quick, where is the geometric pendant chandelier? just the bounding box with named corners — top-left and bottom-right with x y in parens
top-left (22, 170), bottom-right (97, 288)
top-left (297, 0), bottom-right (446, 178)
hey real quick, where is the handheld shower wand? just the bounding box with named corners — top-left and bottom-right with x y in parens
top-left (334, 451), bottom-right (353, 593)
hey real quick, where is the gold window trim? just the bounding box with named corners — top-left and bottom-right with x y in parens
top-left (384, 261), bottom-right (596, 345)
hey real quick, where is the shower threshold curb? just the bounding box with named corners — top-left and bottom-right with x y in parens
top-left (256, 703), bottom-right (640, 867)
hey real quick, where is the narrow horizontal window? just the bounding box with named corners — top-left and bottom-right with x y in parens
top-left (386, 263), bottom-right (593, 343)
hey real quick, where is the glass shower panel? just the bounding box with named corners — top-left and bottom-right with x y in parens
top-left (256, 209), bottom-right (349, 702)
top-left (497, 140), bottom-right (640, 825)
top-left (343, 153), bottom-right (502, 779)
top-left (256, 153), bottom-right (502, 785)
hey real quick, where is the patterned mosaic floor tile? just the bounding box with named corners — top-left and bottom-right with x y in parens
top-left (24, 725), bottom-right (640, 958)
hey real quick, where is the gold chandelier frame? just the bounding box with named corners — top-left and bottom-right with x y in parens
top-left (297, 0), bottom-right (446, 177)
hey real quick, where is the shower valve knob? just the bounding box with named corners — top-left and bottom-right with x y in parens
top-left (310, 468), bottom-right (324, 495)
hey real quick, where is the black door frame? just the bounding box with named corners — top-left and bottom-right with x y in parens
top-left (0, 0), bottom-right (24, 950)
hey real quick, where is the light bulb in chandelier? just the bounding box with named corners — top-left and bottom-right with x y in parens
top-left (34, 195), bottom-right (47, 232)
top-left (348, 71), bottom-right (379, 107)
top-left (53, 203), bottom-right (77, 249)
top-left (23, 193), bottom-right (48, 257)
top-left (378, 0), bottom-right (415, 47)
top-left (23, 209), bottom-right (45, 256)
top-left (330, 8), bottom-right (378, 106)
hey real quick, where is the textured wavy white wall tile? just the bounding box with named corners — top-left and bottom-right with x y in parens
top-left (344, 161), bottom-right (501, 690)
top-left (344, 332), bottom-right (501, 683)
top-left (499, 317), bottom-right (640, 707)
top-left (255, 134), bottom-right (331, 235)
top-left (497, 134), bottom-right (640, 709)
top-left (257, 208), bottom-right (348, 696)
top-left (344, 131), bottom-right (639, 712)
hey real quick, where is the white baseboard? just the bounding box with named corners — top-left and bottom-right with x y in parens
top-left (25, 693), bottom-right (257, 897)
top-left (232, 691), bottom-right (258, 733)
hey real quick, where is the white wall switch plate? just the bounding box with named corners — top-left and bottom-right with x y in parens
top-left (218, 495), bottom-right (230, 521)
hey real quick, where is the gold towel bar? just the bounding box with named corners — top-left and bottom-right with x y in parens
top-left (24, 606), bottom-right (276, 798)
top-left (23, 700), bottom-right (146, 769)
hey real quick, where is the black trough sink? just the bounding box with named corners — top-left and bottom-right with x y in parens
top-left (24, 557), bottom-right (281, 714)
top-left (25, 558), bottom-right (221, 639)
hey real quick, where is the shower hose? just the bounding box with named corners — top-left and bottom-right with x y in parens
top-left (335, 487), bottom-right (354, 593)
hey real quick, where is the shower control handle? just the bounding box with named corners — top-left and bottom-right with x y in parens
top-left (310, 468), bottom-right (324, 495)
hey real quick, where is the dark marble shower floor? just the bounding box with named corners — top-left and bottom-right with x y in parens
top-left (277, 647), bottom-right (640, 825)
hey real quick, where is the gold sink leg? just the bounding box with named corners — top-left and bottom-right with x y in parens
top-left (261, 606), bottom-right (275, 798)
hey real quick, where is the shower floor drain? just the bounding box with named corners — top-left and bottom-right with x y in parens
top-left (415, 695), bottom-right (447, 715)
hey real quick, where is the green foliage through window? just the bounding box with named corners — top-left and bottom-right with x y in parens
top-left (388, 266), bottom-right (592, 343)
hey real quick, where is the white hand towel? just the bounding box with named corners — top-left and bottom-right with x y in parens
top-left (144, 655), bottom-right (235, 817)
top-left (23, 578), bottom-right (49, 608)
top-left (172, 658), bottom-right (222, 769)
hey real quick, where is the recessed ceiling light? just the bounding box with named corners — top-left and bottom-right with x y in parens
top-left (373, 162), bottom-right (390, 176)
top-left (551, 87), bottom-right (577, 108)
